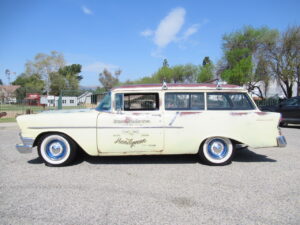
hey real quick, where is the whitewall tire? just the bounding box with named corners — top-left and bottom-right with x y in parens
top-left (200, 137), bottom-right (234, 165)
top-left (38, 134), bottom-right (77, 166)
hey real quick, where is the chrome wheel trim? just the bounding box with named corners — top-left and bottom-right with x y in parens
top-left (203, 137), bottom-right (233, 164)
top-left (40, 135), bottom-right (71, 165)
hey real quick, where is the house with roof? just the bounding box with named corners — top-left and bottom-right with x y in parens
top-left (0, 85), bottom-right (20, 104)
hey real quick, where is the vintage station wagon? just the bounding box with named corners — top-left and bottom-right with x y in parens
top-left (16, 83), bottom-right (287, 166)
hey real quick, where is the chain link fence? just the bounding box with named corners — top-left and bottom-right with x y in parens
top-left (0, 87), bottom-right (105, 121)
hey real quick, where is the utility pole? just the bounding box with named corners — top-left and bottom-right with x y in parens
top-left (5, 69), bottom-right (10, 85)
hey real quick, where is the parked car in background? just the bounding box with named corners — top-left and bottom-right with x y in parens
top-left (16, 83), bottom-right (286, 167)
top-left (260, 96), bottom-right (300, 126)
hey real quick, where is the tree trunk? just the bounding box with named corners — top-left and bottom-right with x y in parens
top-left (254, 86), bottom-right (264, 99)
top-left (279, 80), bottom-right (288, 98)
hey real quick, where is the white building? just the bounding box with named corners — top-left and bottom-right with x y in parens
top-left (42, 96), bottom-right (78, 107)
top-left (77, 91), bottom-right (92, 105)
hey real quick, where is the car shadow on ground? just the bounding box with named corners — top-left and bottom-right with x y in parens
top-left (27, 147), bottom-right (276, 166)
top-left (233, 147), bottom-right (276, 163)
top-left (281, 125), bottom-right (300, 129)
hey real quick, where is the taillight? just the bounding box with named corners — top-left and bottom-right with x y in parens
top-left (279, 113), bottom-right (283, 125)
top-left (278, 113), bottom-right (282, 135)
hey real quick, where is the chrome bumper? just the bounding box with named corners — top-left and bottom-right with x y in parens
top-left (277, 136), bottom-right (287, 147)
top-left (16, 134), bottom-right (34, 153)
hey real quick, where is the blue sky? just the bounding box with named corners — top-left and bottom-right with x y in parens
top-left (0, 0), bottom-right (299, 87)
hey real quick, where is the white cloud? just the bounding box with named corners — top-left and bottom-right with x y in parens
top-left (82, 6), bottom-right (93, 15)
top-left (83, 62), bottom-right (118, 73)
top-left (140, 29), bottom-right (154, 37)
top-left (182, 24), bottom-right (200, 40)
top-left (150, 49), bottom-right (165, 59)
top-left (140, 8), bottom-right (208, 57)
top-left (154, 7), bottom-right (186, 48)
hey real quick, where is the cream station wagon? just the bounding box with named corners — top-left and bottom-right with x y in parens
top-left (16, 83), bottom-right (287, 166)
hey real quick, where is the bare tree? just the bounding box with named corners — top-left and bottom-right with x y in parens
top-left (25, 51), bottom-right (65, 95)
top-left (264, 26), bottom-right (300, 98)
top-left (99, 69), bottom-right (121, 91)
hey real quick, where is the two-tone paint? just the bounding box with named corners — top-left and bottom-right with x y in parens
top-left (16, 84), bottom-right (286, 156)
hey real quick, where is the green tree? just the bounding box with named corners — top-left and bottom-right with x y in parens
top-left (162, 59), bottom-right (169, 67)
top-left (50, 64), bottom-right (83, 95)
top-left (0, 79), bottom-right (3, 85)
top-left (198, 64), bottom-right (214, 83)
top-left (12, 73), bottom-right (45, 101)
top-left (99, 69), bottom-right (121, 91)
top-left (202, 56), bottom-right (211, 66)
top-left (154, 66), bottom-right (173, 82)
top-left (198, 57), bottom-right (214, 83)
top-left (220, 26), bottom-right (278, 98)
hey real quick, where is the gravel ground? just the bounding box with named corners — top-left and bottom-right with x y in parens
top-left (0, 123), bottom-right (299, 225)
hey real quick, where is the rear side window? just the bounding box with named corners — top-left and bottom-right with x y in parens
top-left (165, 93), bottom-right (204, 110)
top-left (115, 93), bottom-right (159, 111)
top-left (207, 93), bottom-right (255, 110)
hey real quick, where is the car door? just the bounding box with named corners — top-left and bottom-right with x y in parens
top-left (97, 92), bottom-right (164, 153)
top-left (163, 92), bottom-right (206, 154)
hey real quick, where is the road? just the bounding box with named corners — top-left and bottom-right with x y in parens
top-left (0, 123), bottom-right (299, 225)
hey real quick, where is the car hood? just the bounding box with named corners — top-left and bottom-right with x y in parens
top-left (40, 108), bottom-right (95, 114)
top-left (16, 108), bottom-right (99, 132)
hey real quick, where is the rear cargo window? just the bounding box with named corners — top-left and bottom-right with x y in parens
top-left (207, 93), bottom-right (255, 110)
top-left (165, 93), bottom-right (204, 110)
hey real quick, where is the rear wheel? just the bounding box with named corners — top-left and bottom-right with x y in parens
top-left (38, 134), bottom-right (77, 166)
top-left (200, 137), bottom-right (234, 165)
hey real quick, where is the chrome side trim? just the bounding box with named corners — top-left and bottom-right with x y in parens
top-left (29, 126), bottom-right (96, 129)
top-left (97, 126), bottom-right (184, 129)
top-left (29, 126), bottom-right (184, 129)
top-left (16, 134), bottom-right (34, 154)
top-left (277, 136), bottom-right (287, 147)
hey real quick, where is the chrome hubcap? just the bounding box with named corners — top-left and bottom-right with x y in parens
top-left (49, 142), bottom-right (64, 156)
top-left (211, 142), bottom-right (224, 155)
top-left (207, 139), bottom-right (228, 159)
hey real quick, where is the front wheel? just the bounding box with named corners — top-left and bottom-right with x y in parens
top-left (199, 137), bottom-right (234, 165)
top-left (38, 134), bottom-right (77, 166)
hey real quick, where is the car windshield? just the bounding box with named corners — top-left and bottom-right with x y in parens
top-left (96, 92), bottom-right (111, 111)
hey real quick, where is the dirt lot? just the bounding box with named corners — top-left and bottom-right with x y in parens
top-left (0, 123), bottom-right (299, 225)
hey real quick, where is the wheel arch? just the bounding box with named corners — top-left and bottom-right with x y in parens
top-left (33, 131), bottom-right (83, 151)
top-left (198, 136), bottom-right (243, 153)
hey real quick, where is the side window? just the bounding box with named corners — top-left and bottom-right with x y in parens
top-left (165, 93), bottom-right (204, 110)
top-left (207, 93), bottom-right (254, 110)
top-left (191, 93), bottom-right (205, 110)
top-left (115, 93), bottom-right (123, 110)
top-left (165, 93), bottom-right (189, 110)
top-left (207, 94), bottom-right (231, 110)
top-left (228, 94), bottom-right (254, 109)
top-left (116, 93), bottom-right (159, 111)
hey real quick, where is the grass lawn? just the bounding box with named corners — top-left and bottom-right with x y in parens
top-left (0, 118), bottom-right (16, 123)
top-left (0, 104), bottom-right (93, 112)
top-left (0, 104), bottom-right (53, 112)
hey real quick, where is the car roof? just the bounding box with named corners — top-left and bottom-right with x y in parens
top-left (112, 83), bottom-right (244, 92)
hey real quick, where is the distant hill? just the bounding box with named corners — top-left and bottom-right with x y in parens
top-left (80, 86), bottom-right (99, 91)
